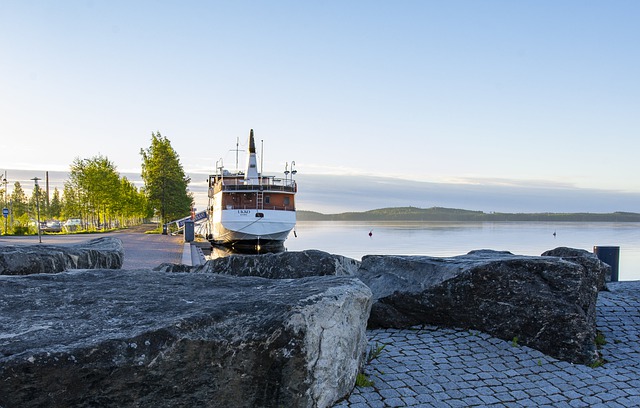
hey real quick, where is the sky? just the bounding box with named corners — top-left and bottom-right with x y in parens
top-left (1, 1), bottom-right (639, 213)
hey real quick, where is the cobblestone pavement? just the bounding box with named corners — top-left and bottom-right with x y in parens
top-left (334, 281), bottom-right (640, 407)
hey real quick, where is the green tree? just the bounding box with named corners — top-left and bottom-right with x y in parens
top-left (62, 156), bottom-right (149, 230)
top-left (61, 182), bottom-right (83, 223)
top-left (140, 131), bottom-right (193, 224)
top-left (28, 183), bottom-right (45, 222)
top-left (49, 187), bottom-right (62, 219)
top-left (112, 177), bottom-right (151, 226)
top-left (9, 182), bottom-right (28, 218)
top-left (67, 155), bottom-right (121, 230)
top-left (0, 182), bottom-right (6, 209)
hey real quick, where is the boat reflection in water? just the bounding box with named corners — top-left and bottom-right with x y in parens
top-left (207, 243), bottom-right (286, 260)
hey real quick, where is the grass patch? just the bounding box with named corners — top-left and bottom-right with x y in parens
top-left (355, 373), bottom-right (374, 387)
top-left (595, 331), bottom-right (607, 348)
top-left (589, 357), bottom-right (607, 368)
top-left (353, 342), bottom-right (387, 389)
top-left (367, 342), bottom-right (387, 363)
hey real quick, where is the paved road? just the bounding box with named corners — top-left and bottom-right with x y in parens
top-left (334, 281), bottom-right (640, 407)
top-left (0, 225), bottom-right (184, 269)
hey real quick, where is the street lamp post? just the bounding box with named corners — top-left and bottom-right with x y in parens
top-left (31, 177), bottom-right (42, 243)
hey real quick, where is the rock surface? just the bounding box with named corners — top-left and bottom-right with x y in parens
top-left (155, 249), bottom-right (361, 278)
top-left (0, 269), bottom-right (372, 408)
top-left (541, 246), bottom-right (610, 290)
top-left (358, 249), bottom-right (605, 365)
top-left (0, 237), bottom-right (123, 275)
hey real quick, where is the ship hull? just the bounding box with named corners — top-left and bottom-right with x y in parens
top-left (211, 208), bottom-right (295, 247)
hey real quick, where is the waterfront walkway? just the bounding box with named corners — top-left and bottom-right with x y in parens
top-left (0, 225), bottom-right (184, 269)
top-left (334, 281), bottom-right (640, 407)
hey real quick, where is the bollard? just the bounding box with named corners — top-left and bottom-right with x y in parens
top-left (593, 246), bottom-right (620, 282)
top-left (184, 220), bottom-right (195, 243)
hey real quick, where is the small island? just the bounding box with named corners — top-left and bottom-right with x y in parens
top-left (298, 206), bottom-right (640, 222)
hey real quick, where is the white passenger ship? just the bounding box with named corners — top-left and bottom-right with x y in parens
top-left (206, 129), bottom-right (297, 248)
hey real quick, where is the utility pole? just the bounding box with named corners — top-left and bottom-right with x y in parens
top-left (31, 177), bottom-right (42, 243)
top-left (45, 171), bottom-right (50, 215)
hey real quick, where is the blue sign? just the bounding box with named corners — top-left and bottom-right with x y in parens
top-left (2, 208), bottom-right (8, 218)
top-left (175, 210), bottom-right (208, 228)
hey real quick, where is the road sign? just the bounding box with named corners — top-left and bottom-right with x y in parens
top-left (2, 208), bottom-right (8, 218)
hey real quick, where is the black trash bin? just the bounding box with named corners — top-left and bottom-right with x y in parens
top-left (162, 224), bottom-right (168, 235)
top-left (593, 246), bottom-right (620, 282)
top-left (184, 220), bottom-right (195, 243)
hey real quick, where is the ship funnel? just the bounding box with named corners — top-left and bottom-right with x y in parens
top-left (244, 129), bottom-right (260, 182)
top-left (248, 129), bottom-right (256, 154)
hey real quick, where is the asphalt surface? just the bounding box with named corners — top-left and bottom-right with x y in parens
top-left (0, 225), bottom-right (184, 269)
top-left (334, 281), bottom-right (640, 407)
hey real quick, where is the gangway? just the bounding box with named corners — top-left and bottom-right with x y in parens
top-left (165, 210), bottom-right (210, 237)
top-left (171, 210), bottom-right (208, 229)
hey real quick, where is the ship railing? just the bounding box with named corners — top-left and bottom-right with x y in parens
top-left (213, 182), bottom-right (297, 195)
top-left (223, 204), bottom-right (295, 211)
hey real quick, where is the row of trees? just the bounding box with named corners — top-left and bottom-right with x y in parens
top-left (2, 131), bottom-right (193, 234)
top-left (3, 181), bottom-right (62, 229)
top-left (2, 158), bottom-right (150, 233)
top-left (64, 155), bottom-right (150, 228)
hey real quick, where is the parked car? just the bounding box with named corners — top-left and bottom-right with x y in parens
top-left (64, 218), bottom-right (82, 231)
top-left (43, 220), bottom-right (62, 233)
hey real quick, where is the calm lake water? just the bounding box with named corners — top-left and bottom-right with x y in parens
top-left (284, 221), bottom-right (640, 281)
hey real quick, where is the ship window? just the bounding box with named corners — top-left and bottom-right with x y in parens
top-left (264, 196), bottom-right (270, 204)
top-left (284, 197), bottom-right (290, 206)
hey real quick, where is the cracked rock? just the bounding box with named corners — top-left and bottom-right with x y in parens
top-left (358, 249), bottom-right (606, 365)
top-left (0, 237), bottom-right (123, 275)
top-left (155, 249), bottom-right (361, 278)
top-left (0, 270), bottom-right (372, 408)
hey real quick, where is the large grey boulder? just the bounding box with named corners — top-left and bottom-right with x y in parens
top-left (0, 269), bottom-right (372, 408)
top-left (358, 249), bottom-right (605, 365)
top-left (542, 246), bottom-right (610, 290)
top-left (155, 249), bottom-right (361, 278)
top-left (0, 237), bottom-right (123, 275)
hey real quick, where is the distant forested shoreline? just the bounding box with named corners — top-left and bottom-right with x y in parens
top-left (297, 207), bottom-right (640, 222)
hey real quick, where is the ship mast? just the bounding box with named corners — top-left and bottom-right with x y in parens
top-left (229, 137), bottom-right (244, 171)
